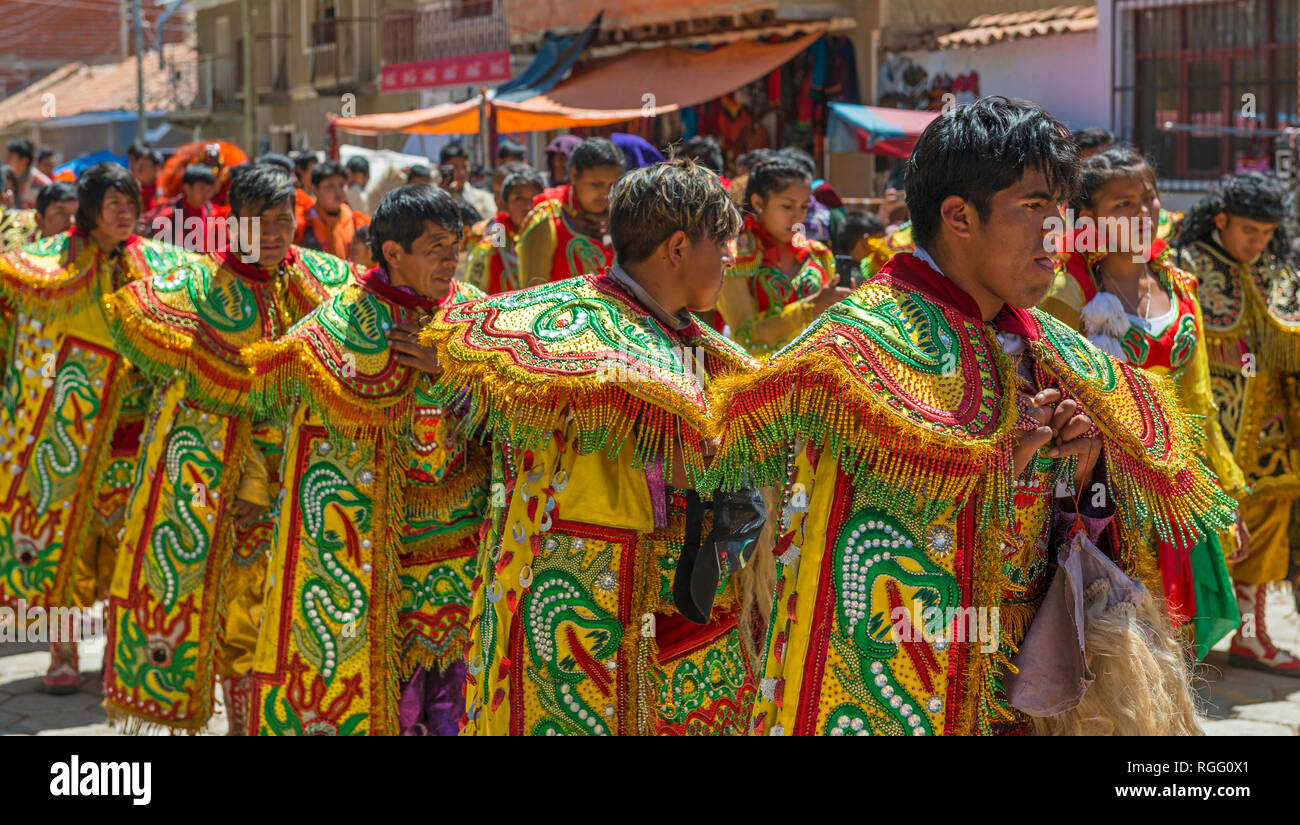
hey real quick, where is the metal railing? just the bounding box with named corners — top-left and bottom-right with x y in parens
top-left (378, 1), bottom-right (509, 68)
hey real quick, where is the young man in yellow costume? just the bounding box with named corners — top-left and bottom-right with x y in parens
top-left (1172, 172), bottom-right (1300, 676)
top-left (101, 164), bottom-right (357, 732)
top-left (707, 99), bottom-right (1235, 736)
top-left (421, 159), bottom-right (764, 736)
top-left (241, 184), bottom-right (488, 735)
top-left (0, 164), bottom-right (197, 693)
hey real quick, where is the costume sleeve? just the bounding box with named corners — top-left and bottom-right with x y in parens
top-left (516, 211), bottom-right (557, 287)
top-left (715, 274), bottom-right (813, 354)
top-left (1185, 282), bottom-right (1249, 500)
top-left (235, 419), bottom-right (285, 507)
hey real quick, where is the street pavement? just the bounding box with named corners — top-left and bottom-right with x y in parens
top-left (2, 590), bottom-right (1299, 735)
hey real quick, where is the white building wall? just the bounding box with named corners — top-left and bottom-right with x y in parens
top-left (896, 32), bottom-right (1109, 131)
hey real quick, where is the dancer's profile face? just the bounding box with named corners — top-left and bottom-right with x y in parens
top-left (677, 233), bottom-right (734, 313)
top-left (958, 168), bottom-right (1062, 310)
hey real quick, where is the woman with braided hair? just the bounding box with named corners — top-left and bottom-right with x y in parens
top-left (1172, 172), bottom-right (1300, 675)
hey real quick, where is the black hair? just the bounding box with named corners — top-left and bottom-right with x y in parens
top-left (568, 137), bottom-right (625, 176)
top-left (344, 155), bottom-right (370, 177)
top-left (439, 143), bottom-right (468, 164)
top-left (778, 146), bottom-right (817, 180)
top-left (408, 164), bottom-right (431, 181)
top-left (5, 138), bottom-right (33, 162)
top-left (0, 163), bottom-right (16, 196)
top-left (498, 139), bottom-right (526, 161)
top-left (228, 163), bottom-right (296, 219)
top-left (742, 158), bottom-right (811, 215)
top-left (501, 167), bottom-right (547, 202)
top-left (736, 148), bottom-right (776, 172)
top-left (310, 159), bottom-right (344, 188)
top-left (36, 181), bottom-right (77, 215)
top-left (76, 162), bottom-right (141, 232)
top-left (353, 223), bottom-right (370, 244)
top-left (905, 96), bottom-right (1079, 249)
top-left (368, 184), bottom-right (464, 269)
top-left (1067, 146), bottom-right (1156, 212)
top-left (181, 164), bottom-right (217, 186)
top-left (836, 210), bottom-right (885, 256)
top-left (1072, 127), bottom-right (1117, 155)
top-left (492, 161), bottom-right (530, 187)
top-left (292, 150), bottom-right (317, 172)
top-left (257, 152), bottom-right (294, 176)
top-left (36, 148), bottom-right (55, 163)
top-left (126, 140), bottom-right (153, 161)
top-left (1175, 172), bottom-right (1294, 264)
top-left (457, 198), bottom-right (480, 227)
top-left (677, 136), bottom-right (725, 175)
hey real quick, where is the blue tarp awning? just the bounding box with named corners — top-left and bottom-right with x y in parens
top-left (827, 102), bottom-right (939, 157)
top-left (494, 12), bottom-right (603, 103)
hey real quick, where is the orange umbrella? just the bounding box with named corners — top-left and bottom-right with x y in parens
top-left (157, 140), bottom-right (249, 199)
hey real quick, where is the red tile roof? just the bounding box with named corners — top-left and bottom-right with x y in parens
top-left (886, 5), bottom-right (1097, 52)
top-left (938, 5), bottom-right (1097, 49)
top-left (0, 43), bottom-right (196, 129)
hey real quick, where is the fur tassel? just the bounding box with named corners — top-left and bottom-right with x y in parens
top-left (1080, 292), bottom-right (1130, 362)
top-left (1029, 584), bottom-right (1203, 736)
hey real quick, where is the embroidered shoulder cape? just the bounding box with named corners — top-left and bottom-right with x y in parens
top-left (709, 257), bottom-right (1232, 546)
top-left (418, 273), bottom-right (757, 486)
top-left (101, 247), bottom-right (355, 416)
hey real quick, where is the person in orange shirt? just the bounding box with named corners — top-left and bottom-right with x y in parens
top-left (296, 160), bottom-right (370, 259)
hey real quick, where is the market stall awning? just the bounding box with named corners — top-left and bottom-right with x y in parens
top-left (827, 103), bottom-right (939, 157)
top-left (332, 97), bottom-right (482, 136)
top-left (496, 29), bottom-right (826, 132)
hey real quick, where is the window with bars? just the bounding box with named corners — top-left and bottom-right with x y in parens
top-left (1114, 0), bottom-right (1297, 182)
top-left (452, 0), bottom-right (495, 21)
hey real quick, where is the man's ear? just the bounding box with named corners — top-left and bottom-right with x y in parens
top-left (939, 195), bottom-right (972, 240)
top-left (1214, 211), bottom-right (1228, 233)
top-left (381, 239), bottom-right (402, 267)
top-left (665, 229), bottom-right (688, 265)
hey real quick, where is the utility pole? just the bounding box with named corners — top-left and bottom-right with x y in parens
top-left (134, 0), bottom-right (146, 141)
top-left (241, 0), bottom-right (255, 152)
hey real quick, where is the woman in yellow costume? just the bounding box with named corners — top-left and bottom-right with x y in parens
top-left (707, 99), bottom-right (1233, 736)
top-left (421, 160), bottom-right (766, 736)
top-left (101, 165), bottom-right (356, 733)
top-left (716, 157), bottom-right (849, 355)
top-left (0, 164), bottom-right (196, 694)
top-left (515, 138), bottom-right (623, 287)
top-left (241, 185), bottom-right (488, 735)
top-left (1037, 148), bottom-right (1245, 659)
top-left (1172, 172), bottom-right (1300, 676)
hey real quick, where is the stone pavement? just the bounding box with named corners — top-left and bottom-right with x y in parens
top-left (2, 592), bottom-right (1299, 735)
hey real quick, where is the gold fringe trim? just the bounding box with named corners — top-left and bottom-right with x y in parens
top-left (706, 341), bottom-right (1019, 512)
top-left (419, 318), bottom-right (712, 485)
top-left (102, 290), bottom-right (254, 417)
top-left (242, 335), bottom-right (417, 440)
